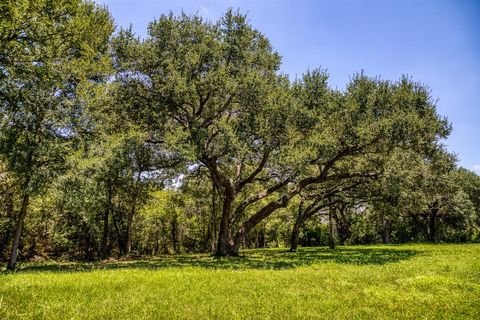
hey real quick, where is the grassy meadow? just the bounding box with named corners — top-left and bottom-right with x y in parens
top-left (0, 244), bottom-right (479, 319)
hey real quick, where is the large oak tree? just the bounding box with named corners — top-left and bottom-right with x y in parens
top-left (110, 10), bottom-right (451, 256)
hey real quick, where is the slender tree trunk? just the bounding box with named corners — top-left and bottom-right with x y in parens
top-left (126, 200), bottom-right (136, 255)
top-left (101, 186), bottom-right (113, 258)
top-left (101, 207), bottom-right (110, 258)
top-left (429, 207), bottom-right (438, 242)
top-left (210, 179), bottom-right (217, 253)
top-left (112, 212), bottom-right (125, 255)
top-left (334, 203), bottom-right (351, 245)
top-left (161, 222), bottom-right (168, 254)
top-left (410, 213), bottom-right (421, 239)
top-left (275, 230), bottom-right (279, 247)
top-left (328, 203), bottom-right (336, 250)
top-left (262, 227), bottom-right (266, 248)
top-left (154, 229), bottom-right (159, 255)
top-left (28, 238), bottom-right (36, 258)
top-left (126, 169), bottom-right (142, 256)
top-left (0, 191), bottom-right (14, 261)
top-left (84, 230), bottom-right (94, 261)
top-left (171, 214), bottom-right (179, 253)
top-left (383, 217), bottom-right (391, 244)
top-left (7, 192), bottom-right (29, 270)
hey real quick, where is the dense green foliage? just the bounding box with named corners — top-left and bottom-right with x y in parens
top-left (1, 244), bottom-right (479, 319)
top-left (0, 0), bottom-right (114, 268)
top-left (1, 2), bottom-right (479, 268)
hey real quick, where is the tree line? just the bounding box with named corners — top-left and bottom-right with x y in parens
top-left (1, 1), bottom-right (479, 270)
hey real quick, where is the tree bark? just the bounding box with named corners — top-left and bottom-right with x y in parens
top-left (289, 216), bottom-right (302, 252)
top-left (0, 190), bottom-right (14, 261)
top-left (7, 192), bottom-right (29, 270)
top-left (210, 178), bottom-right (217, 253)
top-left (429, 206), bottom-right (438, 242)
top-left (231, 230), bottom-right (243, 256)
top-left (328, 202), bottom-right (336, 250)
top-left (289, 201), bottom-right (305, 252)
top-left (333, 203), bottom-right (352, 245)
top-left (383, 217), bottom-right (391, 244)
top-left (215, 187), bottom-right (234, 256)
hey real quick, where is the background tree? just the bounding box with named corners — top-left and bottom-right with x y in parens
top-left (0, 0), bottom-right (114, 269)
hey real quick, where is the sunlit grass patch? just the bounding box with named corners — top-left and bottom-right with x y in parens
top-left (0, 244), bottom-right (479, 319)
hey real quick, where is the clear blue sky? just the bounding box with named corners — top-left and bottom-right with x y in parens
top-left (97, 0), bottom-right (480, 173)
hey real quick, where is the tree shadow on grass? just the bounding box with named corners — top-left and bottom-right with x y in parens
top-left (6, 246), bottom-right (421, 274)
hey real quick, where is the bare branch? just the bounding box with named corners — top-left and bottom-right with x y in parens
top-left (235, 148), bottom-right (271, 191)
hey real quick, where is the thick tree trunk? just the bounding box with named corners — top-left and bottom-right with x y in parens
top-left (290, 201), bottom-right (305, 252)
top-left (289, 216), bottom-right (302, 252)
top-left (7, 192), bottom-right (29, 270)
top-left (215, 188), bottom-right (234, 256)
top-left (328, 203), bottom-right (336, 250)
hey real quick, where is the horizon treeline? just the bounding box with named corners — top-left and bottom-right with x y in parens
top-left (1, 0), bottom-right (479, 270)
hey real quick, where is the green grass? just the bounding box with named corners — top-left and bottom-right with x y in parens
top-left (0, 244), bottom-right (479, 319)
